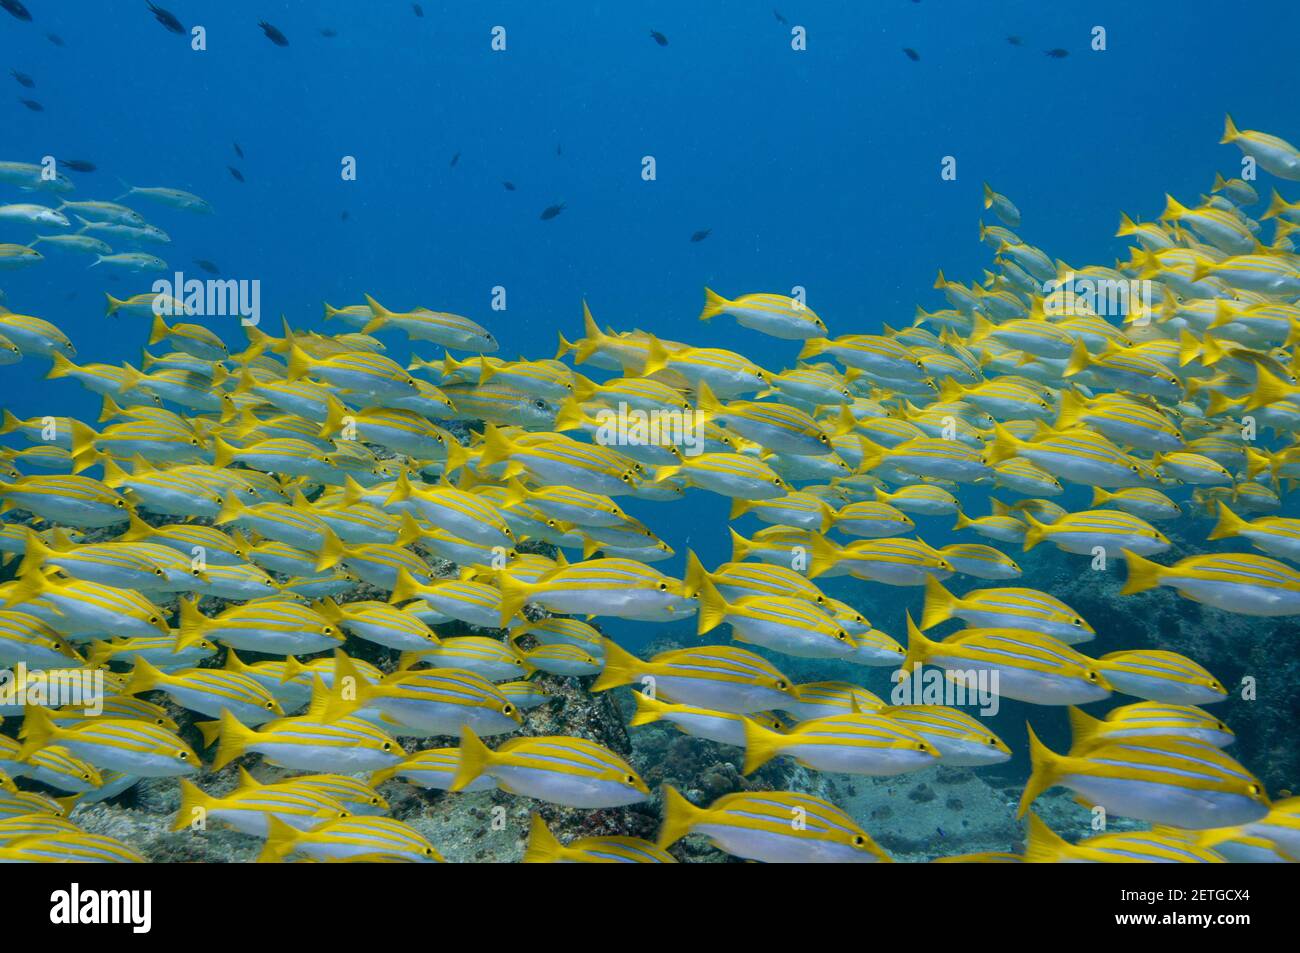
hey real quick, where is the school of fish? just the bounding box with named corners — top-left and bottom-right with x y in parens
top-left (0, 114), bottom-right (1299, 862)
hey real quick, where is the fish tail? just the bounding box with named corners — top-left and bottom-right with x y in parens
top-left (590, 637), bottom-right (641, 693)
top-left (45, 351), bottom-right (77, 380)
top-left (211, 438), bottom-right (238, 471)
top-left (322, 301), bottom-right (340, 320)
top-left (628, 690), bottom-right (667, 727)
top-left (1063, 339), bottom-right (1092, 378)
top-left (740, 716), bottom-right (785, 775)
top-left (551, 396), bottom-right (585, 432)
top-left (1018, 724), bottom-right (1063, 818)
top-left (1262, 188), bottom-right (1289, 222)
top-left (952, 509), bottom-right (973, 531)
top-left (16, 526), bottom-right (52, 578)
top-left (726, 527), bottom-right (752, 564)
top-left (389, 567), bottom-right (426, 606)
top-left (318, 393), bottom-right (347, 439)
top-left (1220, 113), bottom-right (1240, 144)
top-left (901, 610), bottom-right (936, 677)
top-left (212, 708), bottom-right (255, 771)
top-left (194, 719), bottom-right (221, 749)
top-left (1090, 486), bottom-right (1113, 507)
top-left (682, 549), bottom-right (709, 597)
top-left (104, 292), bottom-right (124, 317)
top-left (496, 571), bottom-right (537, 626)
top-left (693, 379), bottom-right (722, 421)
top-left (797, 337), bottom-right (828, 361)
top-left (172, 777), bottom-right (214, 832)
top-left (0, 409), bottom-right (21, 435)
top-left (1207, 500), bottom-right (1248, 541)
top-left (807, 531), bottom-right (839, 579)
top-left (656, 785), bottom-right (704, 849)
top-left (1065, 705), bottom-right (1104, 754)
top-left (1020, 511), bottom-right (1047, 552)
top-left (148, 311), bottom-right (171, 346)
top-left (695, 574), bottom-right (731, 636)
top-left (920, 575), bottom-right (957, 629)
top-left (1119, 548), bottom-right (1164, 595)
top-left (124, 656), bottom-right (165, 696)
top-left (555, 330), bottom-right (577, 361)
top-left (985, 422), bottom-right (1026, 465)
top-left (522, 813), bottom-right (564, 863)
top-left (16, 705), bottom-right (61, 759)
top-left (1022, 812), bottom-right (1069, 862)
top-left (1247, 364), bottom-right (1293, 412)
top-left (258, 815), bottom-right (301, 863)
top-left (176, 596), bottom-right (210, 651)
top-left (638, 335), bottom-right (669, 378)
top-left (285, 343), bottom-right (311, 381)
top-left (314, 526), bottom-right (345, 573)
top-left (322, 651), bottom-right (370, 723)
top-left (698, 287), bottom-right (729, 322)
top-left (449, 724), bottom-right (494, 792)
top-left (479, 423), bottom-right (515, 469)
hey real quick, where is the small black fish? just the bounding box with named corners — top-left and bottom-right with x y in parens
top-left (340, 210), bottom-right (350, 221)
top-left (228, 166), bottom-right (245, 183)
top-left (11, 70), bottom-right (33, 88)
top-left (233, 141), bottom-right (244, 158)
top-left (0, 0), bottom-right (31, 22)
top-left (1045, 48), bottom-right (1069, 58)
top-left (902, 47), bottom-right (920, 61)
top-left (46, 33), bottom-right (64, 47)
top-left (193, 259), bottom-right (219, 275)
top-left (773, 9), bottom-right (787, 24)
top-left (319, 27), bottom-right (337, 38)
top-left (690, 229), bottom-right (711, 243)
top-left (540, 203), bottom-right (565, 221)
top-left (259, 21), bottom-right (289, 46)
top-left (19, 98), bottom-right (43, 112)
top-left (450, 152), bottom-right (460, 168)
top-left (1006, 35), bottom-right (1023, 46)
top-left (556, 143), bottom-right (563, 156)
top-left (147, 2), bottom-right (185, 34)
top-left (502, 181), bottom-right (516, 191)
top-left (58, 158), bottom-right (95, 173)
top-left (412, 3), bottom-right (423, 16)
top-left (650, 31), bottom-right (668, 46)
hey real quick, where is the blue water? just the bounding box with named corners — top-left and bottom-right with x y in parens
top-left (3, 3), bottom-right (1298, 682)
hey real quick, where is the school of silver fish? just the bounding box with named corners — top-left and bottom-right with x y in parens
top-left (0, 114), bottom-right (1299, 863)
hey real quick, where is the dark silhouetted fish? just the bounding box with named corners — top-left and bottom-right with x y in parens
top-left (412, 3), bottom-right (424, 16)
top-left (11, 70), bottom-right (33, 88)
top-left (147, 2), bottom-right (185, 34)
top-left (228, 166), bottom-right (245, 183)
top-left (260, 21), bottom-right (289, 46)
top-left (59, 158), bottom-right (95, 173)
top-left (691, 229), bottom-right (711, 243)
top-left (903, 47), bottom-right (920, 61)
top-left (556, 143), bottom-right (563, 156)
top-left (340, 210), bottom-right (350, 221)
top-left (450, 153), bottom-right (460, 168)
top-left (540, 203), bottom-right (566, 221)
top-left (19, 98), bottom-right (42, 112)
top-left (650, 31), bottom-right (668, 46)
top-left (193, 259), bottom-right (219, 275)
top-left (0, 0), bottom-right (31, 22)
top-left (502, 181), bottom-right (516, 191)
top-left (46, 33), bottom-right (64, 46)
top-left (1045, 48), bottom-right (1069, 58)
top-left (319, 27), bottom-right (337, 38)
top-left (774, 9), bottom-right (787, 24)
top-left (1007, 35), bottom-right (1023, 46)
top-left (233, 141), bottom-right (244, 158)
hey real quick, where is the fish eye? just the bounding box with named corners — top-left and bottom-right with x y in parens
top-left (853, 835), bottom-right (867, 847)
top-left (265, 701), bottom-right (274, 709)
top-left (502, 703), bottom-right (516, 716)
top-left (818, 433), bottom-right (829, 443)
top-left (370, 796), bottom-right (381, 805)
top-left (773, 478), bottom-right (782, 485)
top-left (836, 631), bottom-right (848, 641)
top-left (987, 737), bottom-right (998, 746)
top-left (775, 680), bottom-right (788, 690)
top-left (153, 567), bottom-right (165, 576)
top-left (658, 582), bottom-right (668, 591)
top-left (115, 499), bottom-right (126, 507)
top-left (1249, 784), bottom-right (1261, 796)
top-left (1086, 671), bottom-right (1099, 682)
top-left (624, 774), bottom-right (637, 785)
top-left (1072, 617), bottom-right (1083, 626)
top-left (382, 742), bottom-right (393, 751)
top-left (323, 626), bottom-right (335, 635)
top-left (534, 399), bottom-right (545, 409)
top-left (1130, 464), bottom-right (1139, 472)
top-left (177, 751), bottom-right (188, 760)
top-left (149, 616), bottom-right (160, 624)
